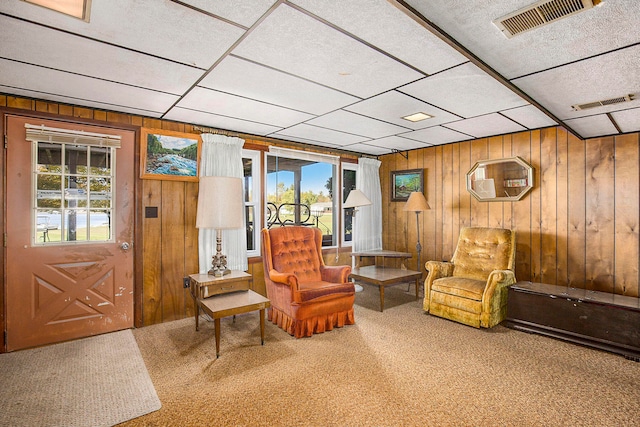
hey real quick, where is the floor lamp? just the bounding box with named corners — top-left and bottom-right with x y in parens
top-left (403, 192), bottom-right (430, 273)
top-left (343, 189), bottom-right (372, 292)
top-left (196, 176), bottom-right (244, 276)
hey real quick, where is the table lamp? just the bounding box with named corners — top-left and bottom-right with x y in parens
top-left (343, 189), bottom-right (372, 292)
top-left (196, 176), bottom-right (244, 276)
top-left (403, 191), bottom-right (430, 272)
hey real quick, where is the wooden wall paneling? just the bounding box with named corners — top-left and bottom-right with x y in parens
top-left (458, 141), bottom-right (472, 231)
top-left (567, 132), bottom-right (586, 287)
top-left (555, 128), bottom-right (569, 286)
top-left (0, 94), bottom-right (6, 106)
top-left (142, 180), bottom-right (163, 325)
top-left (184, 182), bottom-right (199, 316)
top-left (161, 181), bottom-right (187, 321)
top-left (423, 147), bottom-right (437, 263)
top-left (58, 104), bottom-right (74, 116)
top-left (540, 128), bottom-right (558, 285)
top-left (394, 153), bottom-right (409, 254)
top-left (35, 101), bottom-right (59, 114)
top-left (470, 138), bottom-right (489, 227)
top-left (451, 142), bottom-right (461, 255)
top-left (585, 137), bottom-right (615, 292)
top-left (502, 134), bottom-right (514, 230)
top-left (441, 144), bottom-right (455, 261)
top-left (404, 150), bottom-right (419, 269)
top-left (6, 96), bottom-right (33, 110)
top-left (488, 135), bottom-right (505, 229)
top-left (433, 146), bottom-right (443, 262)
top-left (511, 132), bottom-right (532, 282)
top-left (614, 134), bottom-right (640, 297)
top-left (73, 106), bottom-right (93, 119)
top-left (529, 130), bottom-right (542, 282)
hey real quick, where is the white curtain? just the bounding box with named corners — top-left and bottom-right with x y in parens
top-left (354, 158), bottom-right (383, 252)
top-left (198, 134), bottom-right (248, 273)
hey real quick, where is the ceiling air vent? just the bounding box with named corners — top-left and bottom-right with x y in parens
top-left (493, 0), bottom-right (601, 38)
top-left (571, 94), bottom-right (635, 111)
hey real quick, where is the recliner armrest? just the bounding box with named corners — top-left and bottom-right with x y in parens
top-left (320, 265), bottom-right (351, 283)
top-left (268, 269), bottom-right (299, 290)
top-left (481, 269), bottom-right (516, 313)
top-left (425, 261), bottom-right (454, 279)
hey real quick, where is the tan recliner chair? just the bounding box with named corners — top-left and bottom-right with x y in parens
top-left (424, 227), bottom-right (516, 328)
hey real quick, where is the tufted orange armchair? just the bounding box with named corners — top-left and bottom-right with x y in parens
top-left (261, 226), bottom-right (355, 338)
top-left (424, 227), bottom-right (516, 328)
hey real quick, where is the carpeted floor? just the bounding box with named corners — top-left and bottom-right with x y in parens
top-left (123, 285), bottom-right (640, 426)
top-left (0, 329), bottom-right (161, 427)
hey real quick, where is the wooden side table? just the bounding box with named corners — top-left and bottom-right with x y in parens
top-left (189, 272), bottom-right (270, 358)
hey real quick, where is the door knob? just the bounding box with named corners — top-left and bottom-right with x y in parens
top-left (121, 242), bottom-right (131, 251)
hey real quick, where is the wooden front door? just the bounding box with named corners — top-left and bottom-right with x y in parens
top-left (5, 115), bottom-right (135, 351)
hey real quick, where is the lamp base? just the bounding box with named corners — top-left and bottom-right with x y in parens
top-left (209, 267), bottom-right (231, 277)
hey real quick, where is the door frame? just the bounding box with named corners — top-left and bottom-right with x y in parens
top-left (1, 108), bottom-right (144, 353)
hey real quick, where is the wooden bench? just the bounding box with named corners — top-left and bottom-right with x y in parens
top-left (505, 281), bottom-right (640, 361)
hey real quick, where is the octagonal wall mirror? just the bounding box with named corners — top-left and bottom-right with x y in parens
top-left (467, 156), bottom-right (534, 202)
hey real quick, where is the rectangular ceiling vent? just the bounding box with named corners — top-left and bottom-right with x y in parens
top-left (571, 94), bottom-right (635, 111)
top-left (493, 0), bottom-right (601, 38)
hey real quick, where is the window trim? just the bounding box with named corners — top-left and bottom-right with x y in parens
top-left (341, 162), bottom-right (357, 248)
top-left (243, 149), bottom-right (261, 257)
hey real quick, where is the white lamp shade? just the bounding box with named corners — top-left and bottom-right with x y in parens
top-left (196, 176), bottom-right (244, 229)
top-left (343, 189), bottom-right (372, 209)
top-left (403, 192), bottom-right (430, 212)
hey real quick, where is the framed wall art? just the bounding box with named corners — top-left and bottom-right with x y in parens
top-left (390, 169), bottom-right (424, 202)
top-left (140, 128), bottom-right (201, 181)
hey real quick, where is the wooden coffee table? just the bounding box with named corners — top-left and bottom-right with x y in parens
top-left (198, 290), bottom-right (270, 358)
top-left (350, 266), bottom-right (422, 312)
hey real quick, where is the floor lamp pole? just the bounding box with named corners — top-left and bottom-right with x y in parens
top-left (415, 211), bottom-right (422, 273)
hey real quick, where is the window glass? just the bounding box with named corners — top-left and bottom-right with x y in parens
top-left (242, 150), bottom-right (261, 256)
top-left (266, 152), bottom-right (337, 247)
top-left (342, 164), bottom-right (357, 246)
top-left (34, 141), bottom-right (115, 244)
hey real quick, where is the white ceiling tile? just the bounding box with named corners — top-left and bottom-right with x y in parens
top-left (290, 0), bottom-right (467, 74)
top-left (164, 107), bottom-right (282, 136)
top-left (564, 115), bottom-right (619, 139)
top-left (401, 126), bottom-right (472, 145)
top-left (513, 45), bottom-right (640, 121)
top-left (272, 124), bottom-right (370, 146)
top-left (363, 136), bottom-right (430, 151)
top-left (232, 4), bottom-right (423, 98)
top-left (181, 0), bottom-right (277, 28)
top-left (400, 63), bottom-right (528, 118)
top-left (611, 108), bottom-right (640, 134)
top-left (268, 135), bottom-right (342, 150)
top-left (307, 110), bottom-right (409, 139)
top-left (176, 87), bottom-right (314, 128)
top-left (341, 143), bottom-right (392, 156)
top-left (0, 0), bottom-right (244, 69)
top-left (345, 90), bottom-right (461, 129)
top-left (501, 105), bottom-right (558, 130)
top-left (200, 56), bottom-right (359, 115)
top-left (0, 59), bottom-right (177, 114)
top-left (445, 114), bottom-right (526, 138)
top-left (404, 0), bottom-right (640, 78)
top-left (0, 16), bottom-right (203, 95)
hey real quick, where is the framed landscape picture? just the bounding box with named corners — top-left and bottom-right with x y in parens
top-left (390, 169), bottom-right (424, 202)
top-left (140, 128), bottom-right (201, 181)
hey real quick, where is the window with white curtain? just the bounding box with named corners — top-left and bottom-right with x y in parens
top-left (265, 147), bottom-right (339, 247)
top-left (341, 162), bottom-right (357, 247)
top-left (243, 149), bottom-right (261, 257)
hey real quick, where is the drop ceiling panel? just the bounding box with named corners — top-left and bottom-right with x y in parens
top-left (513, 44), bottom-right (640, 121)
top-left (363, 136), bottom-right (430, 151)
top-left (232, 3), bottom-right (424, 98)
top-left (401, 126), bottom-right (472, 146)
top-left (340, 143), bottom-right (390, 156)
top-left (404, 0), bottom-right (640, 79)
top-left (564, 115), bottom-right (619, 139)
top-left (0, 16), bottom-right (203, 95)
top-left (164, 107), bottom-right (282, 136)
top-left (182, 0), bottom-right (277, 28)
top-left (199, 56), bottom-right (359, 115)
top-left (290, 0), bottom-right (468, 74)
top-left (175, 87), bottom-right (314, 128)
top-left (445, 113), bottom-right (526, 138)
top-left (0, 59), bottom-right (178, 114)
top-left (306, 110), bottom-right (410, 139)
top-left (611, 108), bottom-right (640, 134)
top-left (345, 90), bottom-right (462, 129)
top-left (501, 105), bottom-right (558, 130)
top-left (0, 0), bottom-right (245, 69)
top-left (271, 124), bottom-right (370, 146)
top-left (400, 63), bottom-right (528, 118)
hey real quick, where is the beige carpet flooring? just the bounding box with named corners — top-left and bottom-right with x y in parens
top-left (123, 285), bottom-right (640, 426)
top-left (0, 329), bottom-right (161, 427)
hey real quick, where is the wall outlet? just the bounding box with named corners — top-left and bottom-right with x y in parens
top-left (183, 277), bottom-right (190, 288)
